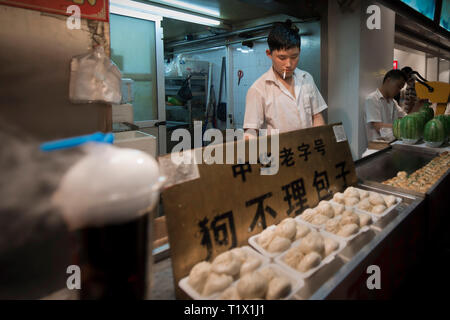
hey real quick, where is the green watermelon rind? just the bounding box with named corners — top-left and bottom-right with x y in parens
top-left (400, 115), bottom-right (421, 143)
top-left (423, 119), bottom-right (445, 144)
top-left (393, 118), bottom-right (401, 139)
top-left (419, 106), bottom-right (434, 122)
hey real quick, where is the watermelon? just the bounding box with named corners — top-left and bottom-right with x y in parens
top-left (434, 115), bottom-right (450, 138)
top-left (424, 119), bottom-right (445, 147)
top-left (400, 115), bottom-right (421, 144)
top-left (420, 106), bottom-right (434, 122)
top-left (410, 112), bottom-right (426, 137)
top-left (393, 118), bottom-right (401, 139)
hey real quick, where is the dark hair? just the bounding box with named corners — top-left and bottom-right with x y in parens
top-left (383, 69), bottom-right (407, 83)
top-left (267, 19), bottom-right (300, 52)
top-left (401, 66), bottom-right (413, 76)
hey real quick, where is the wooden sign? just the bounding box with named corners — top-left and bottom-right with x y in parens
top-left (0, 0), bottom-right (109, 21)
top-left (159, 123), bottom-right (357, 298)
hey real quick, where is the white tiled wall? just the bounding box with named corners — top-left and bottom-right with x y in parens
top-left (231, 41), bottom-right (272, 128)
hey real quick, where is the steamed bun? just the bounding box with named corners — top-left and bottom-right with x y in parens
top-left (283, 247), bottom-right (304, 269)
top-left (317, 201), bottom-right (335, 218)
top-left (188, 261), bottom-right (212, 294)
top-left (383, 195), bottom-right (397, 207)
top-left (372, 204), bottom-right (387, 214)
top-left (257, 228), bottom-right (276, 249)
top-left (344, 187), bottom-right (360, 199)
top-left (333, 192), bottom-right (345, 204)
top-left (339, 212), bottom-right (360, 227)
top-left (220, 286), bottom-right (241, 300)
top-left (275, 218), bottom-right (297, 241)
top-left (333, 203), bottom-right (345, 216)
top-left (240, 255), bottom-right (262, 277)
top-left (212, 251), bottom-right (242, 276)
top-left (298, 232), bottom-right (325, 256)
top-left (300, 208), bottom-right (317, 223)
top-left (258, 267), bottom-right (276, 282)
top-left (337, 223), bottom-right (359, 237)
top-left (358, 189), bottom-right (370, 199)
top-left (203, 272), bottom-right (233, 296)
top-left (266, 277), bottom-right (291, 300)
top-left (344, 196), bottom-right (360, 206)
top-left (267, 236), bottom-right (291, 253)
top-left (237, 272), bottom-right (268, 299)
top-left (369, 192), bottom-right (385, 206)
top-left (295, 223), bottom-right (311, 239)
top-left (325, 218), bottom-right (340, 234)
top-left (297, 252), bottom-right (321, 272)
top-left (311, 214), bottom-right (329, 225)
top-left (324, 237), bottom-right (339, 256)
top-left (358, 213), bottom-right (372, 226)
top-left (357, 198), bottom-right (372, 211)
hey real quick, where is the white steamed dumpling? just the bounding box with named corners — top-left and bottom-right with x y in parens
top-left (344, 187), bottom-right (360, 199)
top-left (266, 277), bottom-right (292, 300)
top-left (324, 237), bottom-right (339, 256)
top-left (203, 272), bottom-right (233, 296)
top-left (283, 247), bottom-right (304, 269)
top-left (372, 204), bottom-right (387, 214)
top-left (240, 255), bottom-right (262, 277)
top-left (220, 286), bottom-right (241, 300)
top-left (237, 272), bottom-right (268, 299)
top-left (257, 228), bottom-right (276, 249)
top-left (358, 213), bottom-right (372, 226)
top-left (369, 192), bottom-right (385, 206)
top-left (267, 236), bottom-right (291, 253)
top-left (337, 223), bottom-right (359, 237)
top-left (311, 214), bottom-right (329, 225)
top-left (275, 218), bottom-right (297, 241)
top-left (295, 223), bottom-right (311, 239)
top-left (300, 208), bottom-right (317, 223)
top-left (333, 192), bottom-right (345, 204)
top-left (298, 231), bottom-right (325, 256)
top-left (297, 252), bottom-right (321, 272)
top-left (188, 261), bottom-right (212, 294)
top-left (344, 196), bottom-right (360, 206)
top-left (211, 251), bottom-right (242, 276)
top-left (317, 201), bottom-right (335, 218)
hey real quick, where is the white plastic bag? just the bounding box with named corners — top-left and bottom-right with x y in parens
top-left (69, 46), bottom-right (122, 104)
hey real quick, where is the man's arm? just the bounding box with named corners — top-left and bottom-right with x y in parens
top-left (372, 122), bottom-right (392, 131)
top-left (313, 112), bottom-right (326, 126)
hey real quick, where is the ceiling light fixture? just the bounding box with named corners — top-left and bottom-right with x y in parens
top-left (110, 0), bottom-right (221, 26)
top-left (149, 0), bottom-right (220, 17)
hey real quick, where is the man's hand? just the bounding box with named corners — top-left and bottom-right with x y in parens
top-left (372, 122), bottom-right (392, 131)
top-left (313, 112), bottom-right (326, 127)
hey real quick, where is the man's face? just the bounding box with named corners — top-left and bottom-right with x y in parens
top-left (266, 47), bottom-right (300, 79)
top-left (385, 78), bottom-right (406, 98)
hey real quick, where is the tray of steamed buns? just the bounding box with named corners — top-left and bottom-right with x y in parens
top-left (275, 230), bottom-right (346, 279)
top-left (296, 199), bottom-right (374, 241)
top-left (331, 186), bottom-right (402, 219)
top-left (248, 217), bottom-right (315, 259)
top-left (217, 264), bottom-right (304, 300)
top-left (179, 246), bottom-right (303, 300)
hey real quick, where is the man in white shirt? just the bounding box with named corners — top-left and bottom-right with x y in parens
top-left (243, 20), bottom-right (327, 136)
top-left (365, 69), bottom-right (408, 143)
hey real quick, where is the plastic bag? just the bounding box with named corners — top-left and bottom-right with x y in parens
top-left (69, 46), bottom-right (122, 104)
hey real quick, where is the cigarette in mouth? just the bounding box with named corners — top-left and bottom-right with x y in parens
top-left (283, 70), bottom-right (286, 79)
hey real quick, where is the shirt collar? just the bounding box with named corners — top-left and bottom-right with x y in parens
top-left (265, 67), bottom-right (306, 84)
top-left (375, 88), bottom-right (387, 101)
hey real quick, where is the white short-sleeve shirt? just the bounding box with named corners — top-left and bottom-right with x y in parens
top-left (243, 67), bottom-right (328, 133)
top-left (365, 88), bottom-right (407, 141)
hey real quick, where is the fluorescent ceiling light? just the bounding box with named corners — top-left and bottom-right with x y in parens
top-left (110, 0), bottom-right (221, 26)
top-left (149, 0), bottom-right (220, 17)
